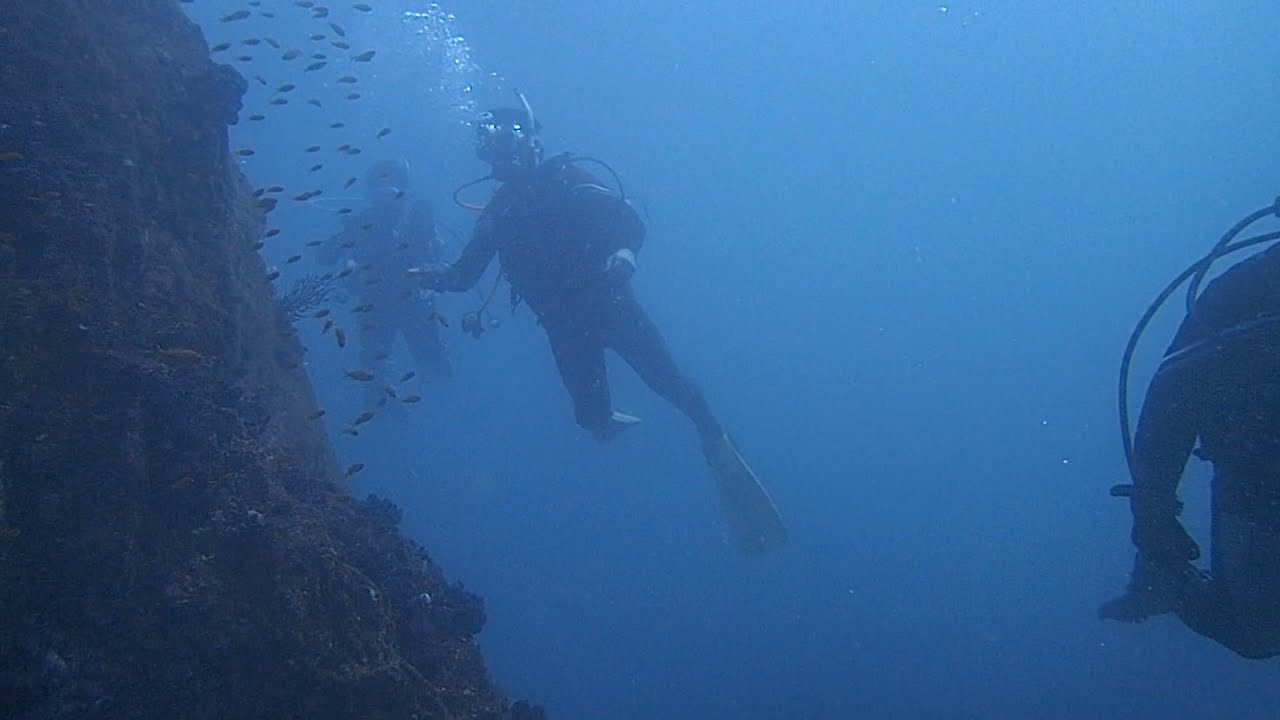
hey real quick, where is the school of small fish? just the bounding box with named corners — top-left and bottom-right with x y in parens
top-left (191, 0), bottom-right (447, 478)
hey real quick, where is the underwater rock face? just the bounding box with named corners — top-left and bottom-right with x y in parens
top-left (0, 2), bottom-right (543, 718)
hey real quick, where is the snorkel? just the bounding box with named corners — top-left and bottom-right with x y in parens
top-left (515, 87), bottom-right (536, 136)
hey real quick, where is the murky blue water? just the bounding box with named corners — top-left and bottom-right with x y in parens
top-left (183, 2), bottom-right (1280, 717)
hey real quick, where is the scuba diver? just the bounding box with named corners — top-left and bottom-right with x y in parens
top-left (1100, 199), bottom-right (1280, 659)
top-left (317, 159), bottom-right (452, 396)
top-left (415, 91), bottom-right (785, 554)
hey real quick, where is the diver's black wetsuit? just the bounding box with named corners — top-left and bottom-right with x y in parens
top-left (1124, 240), bottom-right (1280, 658)
top-left (427, 155), bottom-right (722, 441)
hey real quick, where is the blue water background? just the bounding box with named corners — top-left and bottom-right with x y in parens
top-left (182, 2), bottom-right (1280, 717)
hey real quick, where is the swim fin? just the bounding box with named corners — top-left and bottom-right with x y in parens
top-left (702, 433), bottom-right (787, 555)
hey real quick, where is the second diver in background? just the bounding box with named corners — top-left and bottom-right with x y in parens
top-left (317, 159), bottom-right (452, 404)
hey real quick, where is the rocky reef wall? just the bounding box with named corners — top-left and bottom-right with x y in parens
top-left (0, 1), bottom-right (541, 718)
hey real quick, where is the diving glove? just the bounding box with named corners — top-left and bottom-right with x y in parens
top-left (1118, 484), bottom-right (1199, 564)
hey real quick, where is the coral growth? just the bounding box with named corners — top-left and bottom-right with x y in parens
top-left (280, 273), bottom-right (338, 322)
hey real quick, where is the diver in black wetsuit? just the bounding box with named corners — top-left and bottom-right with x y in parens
top-left (418, 103), bottom-right (721, 445)
top-left (417, 93), bottom-right (785, 553)
top-left (1100, 202), bottom-right (1280, 658)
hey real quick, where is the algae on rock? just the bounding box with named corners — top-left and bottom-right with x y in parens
top-left (0, 2), bottom-right (545, 718)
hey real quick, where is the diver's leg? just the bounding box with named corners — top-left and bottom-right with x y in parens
top-left (544, 320), bottom-right (615, 440)
top-left (358, 320), bottom-right (393, 372)
top-left (603, 286), bottom-right (722, 442)
top-left (602, 288), bottom-right (785, 551)
top-left (1223, 516), bottom-right (1280, 659)
top-left (357, 321), bottom-right (395, 406)
top-left (1170, 479), bottom-right (1280, 659)
top-left (403, 309), bottom-right (452, 380)
top-left (1198, 476), bottom-right (1280, 655)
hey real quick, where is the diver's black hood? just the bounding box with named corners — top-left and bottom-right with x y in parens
top-left (480, 107), bottom-right (538, 130)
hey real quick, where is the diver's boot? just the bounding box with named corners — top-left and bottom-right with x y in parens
top-left (591, 411), bottom-right (642, 444)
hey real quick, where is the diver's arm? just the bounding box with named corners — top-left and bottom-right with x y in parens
top-left (413, 198), bottom-right (445, 260)
top-left (315, 223), bottom-right (351, 267)
top-left (568, 178), bottom-right (646, 280)
top-left (419, 217), bottom-right (497, 292)
top-left (1131, 248), bottom-right (1270, 506)
top-left (600, 199), bottom-right (643, 282)
top-left (1130, 366), bottom-right (1198, 503)
top-left (608, 193), bottom-right (645, 256)
top-left (1127, 319), bottom-right (1207, 565)
top-left (1100, 356), bottom-right (1203, 623)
